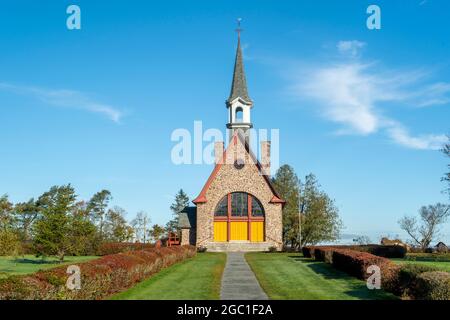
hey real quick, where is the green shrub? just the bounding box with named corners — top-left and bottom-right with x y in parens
top-left (0, 230), bottom-right (22, 256)
top-left (397, 264), bottom-right (439, 298)
top-left (415, 271), bottom-right (450, 300)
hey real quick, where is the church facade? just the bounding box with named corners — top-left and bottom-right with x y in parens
top-left (178, 32), bottom-right (284, 252)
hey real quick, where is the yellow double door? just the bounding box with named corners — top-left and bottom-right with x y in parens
top-left (214, 221), bottom-right (264, 242)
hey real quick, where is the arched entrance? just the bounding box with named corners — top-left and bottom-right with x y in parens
top-left (213, 192), bottom-right (264, 242)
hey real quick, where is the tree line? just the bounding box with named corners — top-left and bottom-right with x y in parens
top-left (0, 185), bottom-right (168, 260)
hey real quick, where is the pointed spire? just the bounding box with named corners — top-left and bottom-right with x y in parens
top-left (227, 19), bottom-right (252, 105)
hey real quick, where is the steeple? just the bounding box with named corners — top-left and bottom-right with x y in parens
top-left (227, 29), bottom-right (252, 105)
top-left (226, 19), bottom-right (253, 138)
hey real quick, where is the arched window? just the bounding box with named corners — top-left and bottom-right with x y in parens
top-left (235, 107), bottom-right (243, 123)
top-left (215, 196), bottom-right (227, 217)
top-left (251, 197), bottom-right (264, 217)
top-left (214, 192), bottom-right (264, 217)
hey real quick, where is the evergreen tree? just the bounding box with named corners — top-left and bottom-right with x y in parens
top-left (33, 185), bottom-right (77, 261)
top-left (271, 165), bottom-right (301, 247)
top-left (166, 189), bottom-right (189, 233)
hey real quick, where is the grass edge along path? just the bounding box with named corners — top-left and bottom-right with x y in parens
top-left (110, 252), bottom-right (226, 300)
top-left (245, 252), bottom-right (397, 300)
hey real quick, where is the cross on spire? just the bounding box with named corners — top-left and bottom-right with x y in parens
top-left (236, 18), bottom-right (243, 40)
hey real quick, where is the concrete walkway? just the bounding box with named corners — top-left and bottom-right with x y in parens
top-left (220, 252), bottom-right (268, 300)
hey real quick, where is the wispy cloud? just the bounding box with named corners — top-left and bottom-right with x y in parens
top-left (290, 45), bottom-right (449, 150)
top-left (0, 82), bottom-right (124, 123)
top-left (337, 40), bottom-right (366, 58)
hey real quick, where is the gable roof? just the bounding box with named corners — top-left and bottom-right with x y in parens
top-left (193, 131), bottom-right (285, 205)
top-left (178, 206), bottom-right (197, 229)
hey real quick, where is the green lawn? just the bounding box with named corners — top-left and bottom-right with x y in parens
top-left (0, 255), bottom-right (99, 278)
top-left (111, 252), bottom-right (226, 300)
top-left (246, 253), bottom-right (397, 300)
top-left (391, 258), bottom-right (450, 272)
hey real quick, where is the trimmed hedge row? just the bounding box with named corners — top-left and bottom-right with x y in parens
top-left (0, 245), bottom-right (196, 300)
top-left (302, 244), bottom-right (406, 259)
top-left (306, 246), bottom-right (399, 292)
top-left (304, 246), bottom-right (450, 300)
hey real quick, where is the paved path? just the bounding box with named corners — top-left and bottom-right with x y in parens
top-left (220, 252), bottom-right (268, 300)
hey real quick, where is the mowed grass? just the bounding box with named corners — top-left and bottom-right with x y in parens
top-left (0, 255), bottom-right (99, 278)
top-left (111, 252), bottom-right (226, 300)
top-left (246, 253), bottom-right (397, 300)
top-left (391, 258), bottom-right (450, 272)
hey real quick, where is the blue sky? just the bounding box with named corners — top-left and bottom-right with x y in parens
top-left (0, 0), bottom-right (449, 243)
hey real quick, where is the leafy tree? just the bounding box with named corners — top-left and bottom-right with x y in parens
top-left (33, 185), bottom-right (77, 261)
top-left (14, 199), bottom-right (39, 241)
top-left (399, 203), bottom-right (450, 250)
top-left (0, 230), bottom-right (21, 256)
top-left (149, 224), bottom-right (165, 242)
top-left (131, 211), bottom-right (150, 243)
top-left (272, 166), bottom-right (342, 248)
top-left (443, 137), bottom-right (450, 198)
top-left (87, 189), bottom-right (112, 240)
top-left (104, 206), bottom-right (134, 242)
top-left (0, 194), bottom-right (15, 231)
top-left (70, 201), bottom-right (98, 255)
top-left (299, 174), bottom-right (342, 247)
top-left (166, 189), bottom-right (189, 233)
top-left (0, 195), bottom-right (21, 255)
top-left (271, 165), bottom-right (301, 247)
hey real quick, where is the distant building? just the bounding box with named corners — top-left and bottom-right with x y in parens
top-left (435, 241), bottom-right (448, 253)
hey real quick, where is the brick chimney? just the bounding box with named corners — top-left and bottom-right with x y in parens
top-left (261, 141), bottom-right (271, 176)
top-left (215, 141), bottom-right (224, 164)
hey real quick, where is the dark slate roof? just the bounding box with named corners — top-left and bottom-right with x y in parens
top-left (227, 36), bottom-right (252, 105)
top-left (178, 206), bottom-right (197, 229)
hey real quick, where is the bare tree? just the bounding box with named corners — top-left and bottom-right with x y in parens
top-left (131, 211), bottom-right (150, 243)
top-left (399, 203), bottom-right (450, 250)
top-left (442, 137), bottom-right (450, 198)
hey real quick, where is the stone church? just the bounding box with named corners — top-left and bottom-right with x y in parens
top-left (178, 32), bottom-right (284, 252)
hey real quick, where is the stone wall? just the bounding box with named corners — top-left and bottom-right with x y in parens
top-left (195, 138), bottom-right (283, 251)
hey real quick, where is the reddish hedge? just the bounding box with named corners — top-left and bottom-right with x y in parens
top-left (303, 244), bottom-right (406, 259)
top-left (0, 245), bottom-right (196, 300)
top-left (305, 246), bottom-right (400, 292)
top-left (95, 242), bottom-right (155, 256)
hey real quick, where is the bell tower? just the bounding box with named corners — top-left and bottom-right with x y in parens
top-left (226, 20), bottom-right (253, 140)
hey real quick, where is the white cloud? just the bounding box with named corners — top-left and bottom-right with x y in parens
top-left (386, 123), bottom-right (447, 150)
top-left (0, 83), bottom-right (123, 123)
top-left (337, 40), bottom-right (366, 58)
top-left (291, 57), bottom-right (449, 150)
